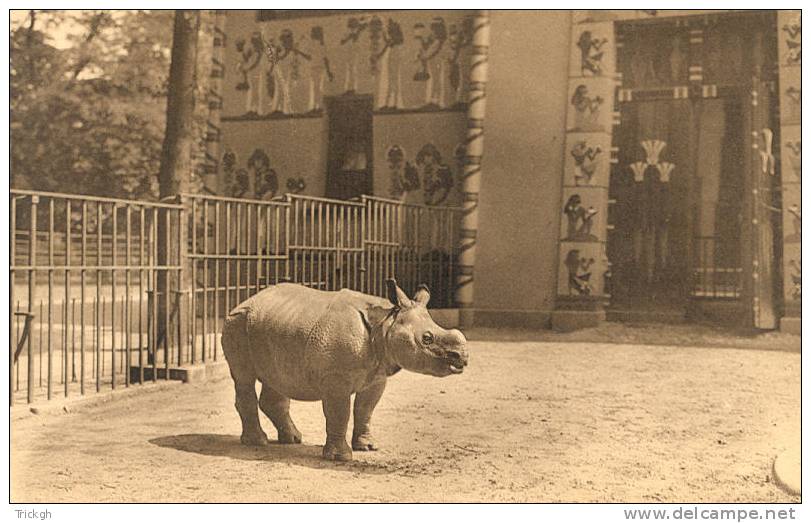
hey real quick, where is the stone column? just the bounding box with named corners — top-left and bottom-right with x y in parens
top-left (551, 13), bottom-right (616, 330)
top-left (455, 10), bottom-right (490, 328)
top-left (777, 10), bottom-right (801, 333)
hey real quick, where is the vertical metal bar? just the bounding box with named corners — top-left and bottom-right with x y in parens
top-left (111, 204), bottom-right (117, 389)
top-left (213, 201), bottom-right (221, 361)
top-left (224, 202), bottom-right (231, 340)
top-left (138, 206), bottom-right (145, 384)
top-left (190, 197), bottom-right (197, 364)
top-left (202, 200), bottom-right (208, 362)
top-left (80, 201), bottom-right (86, 395)
top-left (64, 200), bottom-right (71, 395)
top-left (151, 207), bottom-right (158, 382)
top-left (164, 209), bottom-right (170, 378)
top-left (96, 202), bottom-right (102, 392)
top-left (38, 300), bottom-right (43, 388)
top-left (235, 203), bottom-right (241, 304)
top-left (27, 196), bottom-right (39, 403)
top-left (47, 198), bottom-right (54, 400)
top-left (71, 298), bottom-right (76, 383)
top-left (125, 205), bottom-right (132, 386)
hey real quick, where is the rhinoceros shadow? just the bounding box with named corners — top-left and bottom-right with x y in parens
top-left (149, 434), bottom-right (392, 474)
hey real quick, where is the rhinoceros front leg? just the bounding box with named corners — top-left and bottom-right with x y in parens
top-left (259, 382), bottom-right (302, 444)
top-left (322, 394), bottom-right (353, 461)
top-left (352, 379), bottom-right (386, 451)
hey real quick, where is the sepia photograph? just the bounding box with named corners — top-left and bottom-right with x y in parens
top-left (6, 4), bottom-right (804, 513)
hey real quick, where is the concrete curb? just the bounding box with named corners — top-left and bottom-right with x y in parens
top-left (772, 445), bottom-right (801, 496)
top-left (10, 361), bottom-right (232, 421)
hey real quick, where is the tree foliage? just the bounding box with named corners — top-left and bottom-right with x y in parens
top-left (11, 10), bottom-right (212, 200)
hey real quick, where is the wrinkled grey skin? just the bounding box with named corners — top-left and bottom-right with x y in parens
top-left (221, 279), bottom-right (469, 461)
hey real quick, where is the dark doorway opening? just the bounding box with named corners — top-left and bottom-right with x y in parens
top-left (325, 95), bottom-right (373, 200)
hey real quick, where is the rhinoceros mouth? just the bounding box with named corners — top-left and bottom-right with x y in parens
top-left (448, 362), bottom-right (464, 374)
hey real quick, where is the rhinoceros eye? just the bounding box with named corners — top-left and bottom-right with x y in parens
top-left (421, 332), bottom-right (434, 345)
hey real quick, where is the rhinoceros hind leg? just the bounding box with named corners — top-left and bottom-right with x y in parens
top-left (322, 395), bottom-right (353, 461)
top-left (235, 381), bottom-right (269, 447)
top-left (259, 382), bottom-right (302, 444)
top-left (352, 379), bottom-right (386, 451)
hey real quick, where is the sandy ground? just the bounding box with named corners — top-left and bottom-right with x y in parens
top-left (11, 338), bottom-right (800, 503)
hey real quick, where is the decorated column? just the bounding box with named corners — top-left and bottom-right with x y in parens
top-left (777, 10), bottom-right (801, 333)
top-left (551, 12), bottom-right (616, 329)
top-left (205, 10), bottom-right (228, 192)
top-left (455, 10), bottom-right (489, 328)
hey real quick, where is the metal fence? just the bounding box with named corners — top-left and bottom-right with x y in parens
top-left (10, 189), bottom-right (461, 405)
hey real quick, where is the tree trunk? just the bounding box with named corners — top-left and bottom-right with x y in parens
top-left (155, 10), bottom-right (199, 366)
top-left (159, 10), bottom-right (200, 197)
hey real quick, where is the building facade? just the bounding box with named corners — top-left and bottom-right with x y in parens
top-left (208, 9), bottom-right (801, 332)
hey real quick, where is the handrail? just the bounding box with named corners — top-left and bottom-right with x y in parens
top-left (10, 189), bottom-right (184, 209)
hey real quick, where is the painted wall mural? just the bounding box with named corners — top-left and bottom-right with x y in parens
top-left (221, 148), bottom-right (284, 200)
top-left (223, 11), bottom-right (472, 119)
top-left (387, 142), bottom-right (459, 206)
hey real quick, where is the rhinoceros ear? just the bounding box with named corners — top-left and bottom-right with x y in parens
top-left (413, 284), bottom-right (430, 307)
top-left (385, 278), bottom-right (411, 309)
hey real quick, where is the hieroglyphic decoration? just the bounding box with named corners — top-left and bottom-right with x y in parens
top-left (306, 26), bottom-right (334, 112)
top-left (564, 249), bottom-right (595, 295)
top-left (789, 259), bottom-right (801, 300)
top-left (340, 17), bottom-right (367, 93)
top-left (221, 149), bottom-right (281, 199)
top-left (784, 204), bottom-right (801, 243)
top-left (387, 145), bottom-right (417, 198)
top-left (570, 84), bottom-right (605, 131)
top-left (375, 19), bottom-right (405, 109)
top-left (576, 30), bottom-right (608, 75)
top-left (235, 33), bottom-right (265, 114)
top-left (570, 140), bottom-right (603, 186)
top-left (785, 140), bottom-right (801, 179)
top-left (627, 140), bottom-right (676, 183)
top-left (416, 144), bottom-right (454, 205)
top-left (783, 86), bottom-right (801, 122)
top-left (556, 15), bottom-right (615, 311)
top-left (778, 10), bottom-right (801, 321)
top-left (563, 194), bottom-right (598, 241)
top-left (781, 13), bottom-right (801, 65)
top-left (413, 17), bottom-right (452, 108)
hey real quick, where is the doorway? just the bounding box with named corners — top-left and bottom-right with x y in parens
top-left (609, 13), bottom-right (780, 327)
top-left (325, 95), bottom-right (373, 200)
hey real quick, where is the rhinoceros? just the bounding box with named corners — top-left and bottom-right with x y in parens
top-left (221, 279), bottom-right (468, 461)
